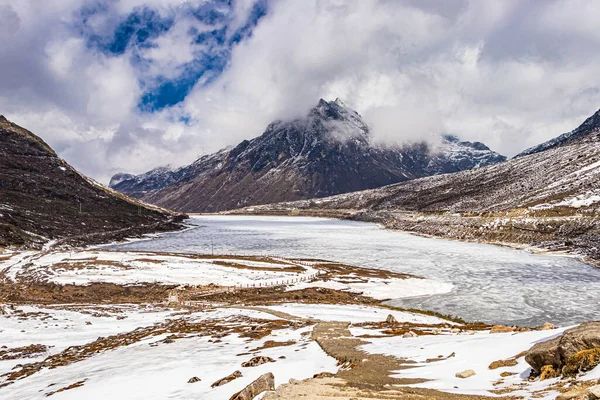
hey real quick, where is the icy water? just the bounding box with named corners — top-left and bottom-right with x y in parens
top-left (106, 215), bottom-right (600, 327)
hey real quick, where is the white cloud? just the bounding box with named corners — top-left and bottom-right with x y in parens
top-left (178, 0), bottom-right (600, 159)
top-left (1, 0), bottom-right (600, 184)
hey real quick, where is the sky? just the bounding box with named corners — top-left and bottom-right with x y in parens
top-left (1, 0), bottom-right (600, 183)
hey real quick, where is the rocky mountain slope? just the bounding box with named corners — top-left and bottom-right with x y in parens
top-left (111, 99), bottom-right (505, 212)
top-left (517, 108), bottom-right (600, 157)
top-left (235, 108), bottom-right (600, 266)
top-left (0, 116), bottom-right (186, 248)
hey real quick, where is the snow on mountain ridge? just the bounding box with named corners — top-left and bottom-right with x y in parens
top-left (516, 108), bottom-right (600, 157)
top-left (110, 98), bottom-right (505, 212)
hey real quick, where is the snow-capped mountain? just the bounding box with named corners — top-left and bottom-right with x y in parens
top-left (516, 108), bottom-right (600, 157)
top-left (108, 166), bottom-right (178, 199)
top-left (110, 99), bottom-right (505, 212)
top-left (427, 134), bottom-right (506, 174)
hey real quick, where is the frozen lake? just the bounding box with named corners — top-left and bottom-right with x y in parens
top-left (105, 215), bottom-right (600, 327)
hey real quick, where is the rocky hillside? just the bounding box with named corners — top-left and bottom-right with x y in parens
top-left (111, 99), bottom-right (505, 212)
top-left (0, 116), bottom-right (186, 248)
top-left (235, 108), bottom-right (600, 265)
top-left (517, 108), bottom-right (600, 157)
top-left (109, 167), bottom-right (180, 200)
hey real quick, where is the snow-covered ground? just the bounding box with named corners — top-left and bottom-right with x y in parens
top-left (359, 327), bottom-right (600, 399)
top-left (551, 190), bottom-right (600, 208)
top-left (264, 303), bottom-right (452, 325)
top-left (1, 303), bottom-right (597, 399)
top-left (0, 305), bottom-right (337, 400)
top-left (0, 304), bottom-right (174, 376)
top-left (0, 250), bottom-right (319, 287)
top-left (1, 249), bottom-right (452, 301)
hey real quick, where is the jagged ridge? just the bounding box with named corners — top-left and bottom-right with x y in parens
top-left (516, 108), bottom-right (600, 157)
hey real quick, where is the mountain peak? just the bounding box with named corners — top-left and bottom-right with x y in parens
top-left (576, 107), bottom-right (600, 133)
top-left (314, 98), bottom-right (352, 112)
top-left (333, 98), bottom-right (346, 107)
top-left (310, 97), bottom-right (362, 126)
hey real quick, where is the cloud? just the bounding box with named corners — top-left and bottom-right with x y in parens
top-left (178, 0), bottom-right (600, 158)
top-left (1, 0), bottom-right (600, 183)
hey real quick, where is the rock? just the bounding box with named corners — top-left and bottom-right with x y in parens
top-left (187, 377), bottom-right (201, 383)
top-left (559, 322), bottom-right (600, 362)
top-left (539, 322), bottom-right (555, 330)
top-left (588, 385), bottom-right (600, 399)
top-left (229, 372), bottom-right (275, 400)
top-left (525, 337), bottom-right (561, 374)
top-left (211, 370), bottom-right (242, 388)
top-left (313, 372), bottom-right (335, 378)
top-left (526, 322), bottom-right (600, 376)
top-left (288, 378), bottom-right (300, 385)
top-left (455, 369), bottom-right (476, 379)
top-left (556, 389), bottom-right (593, 400)
top-left (539, 365), bottom-right (560, 380)
top-left (402, 331), bottom-right (417, 338)
top-left (241, 356), bottom-right (275, 367)
top-left (490, 325), bottom-right (515, 334)
top-left (385, 314), bottom-right (397, 325)
top-left (562, 348), bottom-right (600, 376)
top-left (488, 358), bottom-right (518, 370)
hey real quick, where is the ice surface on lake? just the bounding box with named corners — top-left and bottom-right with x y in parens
top-left (105, 215), bottom-right (600, 326)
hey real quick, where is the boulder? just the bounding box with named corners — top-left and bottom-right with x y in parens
top-left (455, 369), bottom-right (476, 379)
top-left (385, 314), bottom-right (397, 325)
top-left (588, 385), bottom-right (600, 399)
top-left (402, 331), bottom-right (417, 338)
top-left (562, 348), bottom-right (600, 376)
top-left (241, 356), bottom-right (275, 367)
top-left (229, 372), bottom-right (275, 400)
top-left (211, 370), bottom-right (242, 387)
top-left (558, 322), bottom-right (600, 362)
top-left (525, 322), bottom-right (600, 376)
top-left (556, 388), bottom-right (593, 400)
top-left (187, 376), bottom-right (201, 383)
top-left (490, 325), bottom-right (515, 334)
top-left (539, 322), bottom-right (555, 331)
top-left (539, 365), bottom-right (560, 380)
top-left (525, 337), bottom-right (561, 374)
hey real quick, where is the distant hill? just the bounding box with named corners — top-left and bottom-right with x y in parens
top-left (0, 116), bottom-right (186, 248)
top-left (110, 98), bottom-right (505, 212)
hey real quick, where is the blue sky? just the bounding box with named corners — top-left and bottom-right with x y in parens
top-left (78, 0), bottom-right (267, 112)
